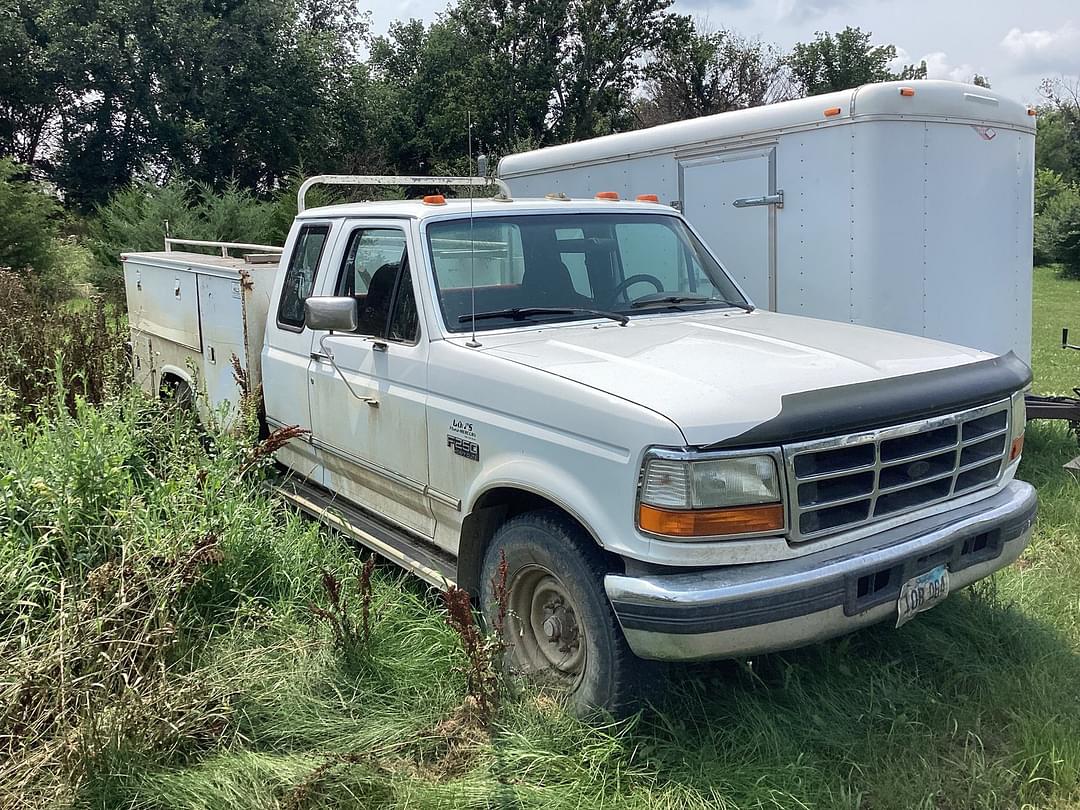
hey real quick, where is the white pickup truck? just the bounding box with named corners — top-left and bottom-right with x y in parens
top-left (123, 176), bottom-right (1037, 712)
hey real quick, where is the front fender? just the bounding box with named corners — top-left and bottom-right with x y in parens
top-left (465, 450), bottom-right (639, 557)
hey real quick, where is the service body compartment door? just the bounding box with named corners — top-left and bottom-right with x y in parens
top-left (681, 147), bottom-right (777, 308)
top-left (196, 274), bottom-right (247, 418)
top-left (124, 260), bottom-right (202, 351)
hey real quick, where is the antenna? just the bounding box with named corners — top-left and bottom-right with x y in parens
top-left (465, 111), bottom-right (481, 348)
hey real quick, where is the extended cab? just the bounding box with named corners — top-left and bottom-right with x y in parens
top-left (123, 176), bottom-right (1037, 712)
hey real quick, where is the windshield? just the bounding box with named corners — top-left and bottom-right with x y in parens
top-left (426, 213), bottom-right (749, 332)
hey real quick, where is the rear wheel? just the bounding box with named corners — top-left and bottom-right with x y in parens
top-left (160, 376), bottom-right (195, 413)
top-left (480, 508), bottom-right (646, 715)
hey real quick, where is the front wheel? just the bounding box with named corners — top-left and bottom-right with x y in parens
top-left (480, 508), bottom-right (646, 715)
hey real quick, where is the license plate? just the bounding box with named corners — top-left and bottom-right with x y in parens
top-left (896, 564), bottom-right (950, 628)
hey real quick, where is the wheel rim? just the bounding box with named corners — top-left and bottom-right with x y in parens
top-left (506, 565), bottom-right (586, 686)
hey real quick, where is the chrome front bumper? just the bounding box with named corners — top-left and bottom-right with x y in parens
top-left (604, 480), bottom-right (1037, 662)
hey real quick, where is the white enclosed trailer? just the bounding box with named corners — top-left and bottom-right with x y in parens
top-left (499, 80), bottom-right (1036, 362)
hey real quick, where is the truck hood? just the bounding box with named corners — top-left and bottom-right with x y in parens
top-left (468, 310), bottom-right (1021, 447)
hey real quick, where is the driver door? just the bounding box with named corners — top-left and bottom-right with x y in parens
top-left (308, 221), bottom-right (433, 537)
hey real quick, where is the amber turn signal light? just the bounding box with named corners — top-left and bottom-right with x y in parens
top-left (1010, 435), bottom-right (1024, 461)
top-left (639, 503), bottom-right (784, 538)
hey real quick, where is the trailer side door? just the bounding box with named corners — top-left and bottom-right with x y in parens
top-left (681, 147), bottom-right (779, 309)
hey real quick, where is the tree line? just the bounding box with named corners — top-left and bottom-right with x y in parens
top-left (2, 0), bottom-right (1077, 280)
top-left (3, 0), bottom-right (937, 210)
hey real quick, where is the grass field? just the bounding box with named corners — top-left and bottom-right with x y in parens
top-left (2, 269), bottom-right (1079, 810)
top-left (1031, 266), bottom-right (1080, 396)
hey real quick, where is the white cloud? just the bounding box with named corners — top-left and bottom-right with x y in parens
top-left (678, 0), bottom-right (753, 8)
top-left (1000, 21), bottom-right (1080, 73)
top-left (918, 51), bottom-right (979, 83)
top-left (774, 0), bottom-right (848, 22)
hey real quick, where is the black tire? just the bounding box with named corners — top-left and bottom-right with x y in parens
top-left (161, 377), bottom-right (195, 413)
top-left (479, 508), bottom-right (648, 716)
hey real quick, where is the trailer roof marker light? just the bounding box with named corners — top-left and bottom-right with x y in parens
top-left (545, 191), bottom-right (571, 201)
top-left (899, 87), bottom-right (915, 97)
top-left (1027, 107), bottom-right (1037, 116)
top-left (422, 194), bottom-right (446, 205)
top-left (595, 191), bottom-right (620, 201)
top-left (636, 194), bottom-right (660, 203)
top-left (823, 107), bottom-right (842, 117)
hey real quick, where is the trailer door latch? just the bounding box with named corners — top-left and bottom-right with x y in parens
top-left (733, 191), bottom-right (784, 209)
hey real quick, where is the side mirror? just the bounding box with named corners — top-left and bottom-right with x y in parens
top-left (304, 296), bottom-right (358, 332)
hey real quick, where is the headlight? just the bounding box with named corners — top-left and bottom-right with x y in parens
top-left (639, 453), bottom-right (784, 539)
top-left (1008, 390), bottom-right (1026, 462)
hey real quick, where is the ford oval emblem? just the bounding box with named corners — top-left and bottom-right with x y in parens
top-left (907, 460), bottom-right (932, 480)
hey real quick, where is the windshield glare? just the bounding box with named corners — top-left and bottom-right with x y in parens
top-left (426, 213), bottom-right (748, 332)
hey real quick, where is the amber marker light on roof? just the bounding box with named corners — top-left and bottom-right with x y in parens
top-left (422, 194), bottom-right (446, 205)
top-left (636, 194), bottom-right (660, 203)
top-left (823, 107), bottom-right (842, 117)
top-left (1028, 107), bottom-right (1037, 116)
top-left (899, 87), bottom-right (915, 97)
top-left (595, 191), bottom-right (620, 200)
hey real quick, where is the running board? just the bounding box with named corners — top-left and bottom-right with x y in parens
top-left (277, 476), bottom-right (457, 588)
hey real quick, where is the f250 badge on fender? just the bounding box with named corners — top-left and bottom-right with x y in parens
top-left (447, 435), bottom-right (480, 462)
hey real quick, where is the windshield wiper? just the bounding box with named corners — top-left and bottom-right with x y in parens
top-left (630, 294), bottom-right (754, 313)
top-left (458, 307), bottom-right (630, 326)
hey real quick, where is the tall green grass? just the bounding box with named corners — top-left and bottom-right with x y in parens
top-left (1, 273), bottom-right (1078, 810)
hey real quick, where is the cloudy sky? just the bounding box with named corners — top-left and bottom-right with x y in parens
top-left (361, 0), bottom-right (1079, 104)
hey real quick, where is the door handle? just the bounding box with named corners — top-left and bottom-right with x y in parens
top-left (314, 336), bottom-right (380, 407)
top-left (732, 191), bottom-right (784, 209)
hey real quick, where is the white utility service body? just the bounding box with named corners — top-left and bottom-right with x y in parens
top-left (499, 80), bottom-right (1036, 362)
top-left (123, 239), bottom-right (282, 419)
top-left (124, 183), bottom-right (1036, 711)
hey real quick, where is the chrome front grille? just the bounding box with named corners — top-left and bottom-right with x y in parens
top-left (784, 400), bottom-right (1011, 541)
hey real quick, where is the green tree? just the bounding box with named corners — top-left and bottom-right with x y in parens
top-left (0, 158), bottom-right (62, 293)
top-left (551, 0), bottom-right (674, 140)
top-left (0, 3), bottom-right (65, 168)
top-left (445, 0), bottom-right (568, 154)
top-left (368, 0), bottom-right (676, 168)
top-left (1038, 78), bottom-right (1080, 187)
top-left (638, 17), bottom-right (789, 126)
top-left (788, 26), bottom-right (925, 96)
top-left (0, 0), bottom-right (369, 208)
top-left (1032, 168), bottom-right (1080, 274)
top-left (368, 18), bottom-right (474, 173)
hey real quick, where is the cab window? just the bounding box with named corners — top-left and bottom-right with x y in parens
top-left (333, 227), bottom-right (418, 342)
top-left (614, 222), bottom-right (687, 292)
top-left (278, 224), bottom-right (330, 330)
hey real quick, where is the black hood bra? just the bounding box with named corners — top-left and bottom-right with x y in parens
top-left (708, 352), bottom-right (1032, 450)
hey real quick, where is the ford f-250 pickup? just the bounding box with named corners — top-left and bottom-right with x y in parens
top-left (123, 175), bottom-right (1037, 713)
